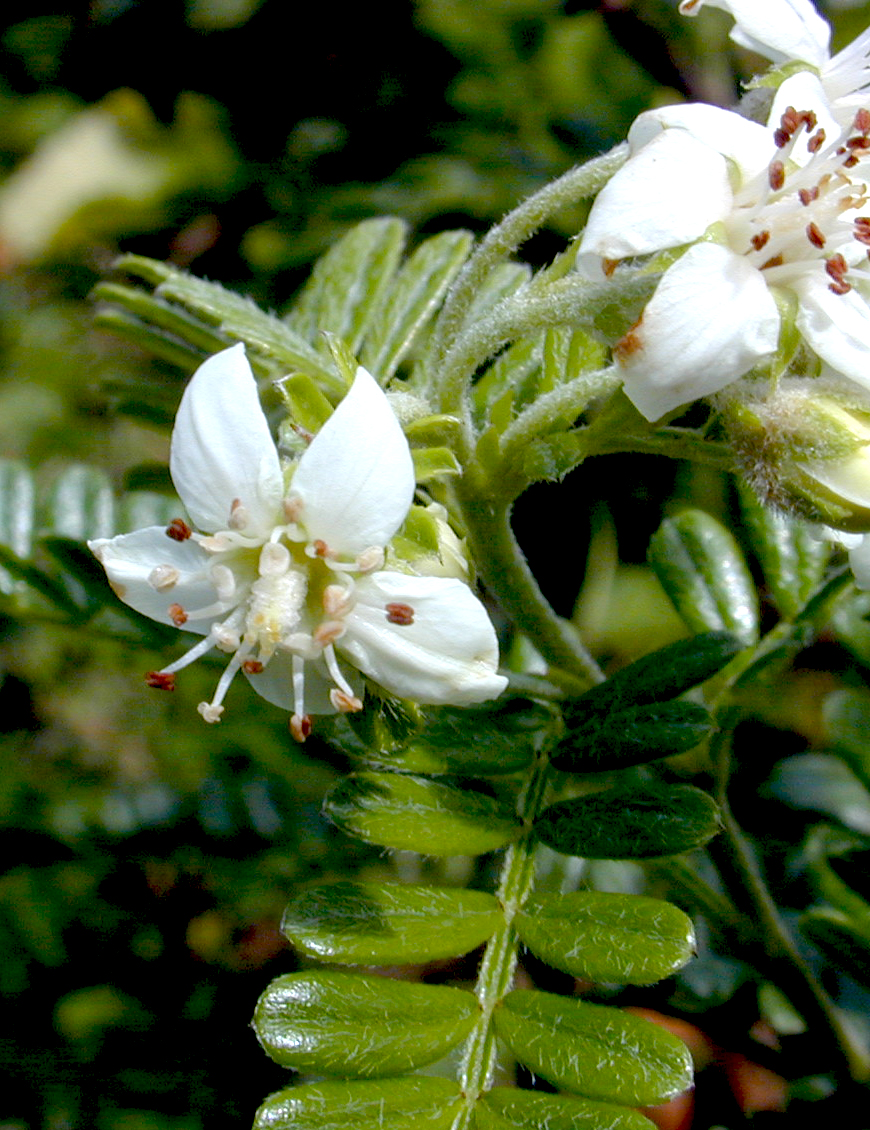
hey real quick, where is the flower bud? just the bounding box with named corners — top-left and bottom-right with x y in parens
top-left (722, 380), bottom-right (870, 533)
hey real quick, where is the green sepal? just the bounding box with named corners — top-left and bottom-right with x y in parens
top-left (514, 891), bottom-right (696, 985)
top-left (281, 881), bottom-right (502, 964)
top-left (805, 825), bottom-right (870, 934)
top-left (411, 446), bottom-right (462, 483)
top-left (551, 700), bottom-right (712, 773)
top-left (563, 631), bottom-right (742, 722)
top-left (493, 990), bottom-right (693, 1106)
top-left (404, 414), bottom-right (462, 448)
top-left (322, 771), bottom-right (521, 856)
top-left (800, 907), bottom-right (870, 988)
top-left (822, 688), bottom-right (870, 794)
top-left (475, 1089), bottom-right (656, 1130)
top-left (278, 373), bottom-right (335, 435)
top-left (648, 511), bottom-right (759, 644)
top-left (535, 784), bottom-right (721, 860)
top-left (253, 971), bottom-right (477, 1076)
top-left (737, 482), bottom-right (829, 620)
top-left (253, 1077), bottom-right (463, 1130)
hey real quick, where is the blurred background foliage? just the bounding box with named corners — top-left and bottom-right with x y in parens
top-left (4, 1), bottom-right (870, 1128)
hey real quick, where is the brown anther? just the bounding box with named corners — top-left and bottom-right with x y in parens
top-left (228, 498), bottom-right (247, 530)
top-left (825, 253), bottom-right (851, 293)
top-left (312, 539), bottom-right (331, 558)
top-left (773, 127), bottom-right (791, 149)
top-left (844, 154), bottom-right (860, 169)
top-left (166, 518), bottom-right (192, 542)
top-left (846, 135), bottom-right (870, 150)
top-left (290, 713), bottom-right (312, 742)
top-left (602, 258), bottom-right (619, 278)
top-left (385, 602), bottom-right (415, 626)
top-left (768, 160), bottom-right (785, 191)
top-left (779, 106), bottom-right (799, 136)
top-left (830, 278), bottom-right (852, 294)
top-left (799, 186), bottom-right (820, 206)
top-left (760, 254), bottom-right (784, 270)
top-left (168, 603), bottom-right (188, 627)
top-left (806, 222), bottom-right (826, 249)
top-left (614, 319), bottom-right (643, 362)
top-left (854, 217), bottom-right (870, 245)
top-left (750, 231), bottom-right (770, 252)
top-left (807, 129), bottom-right (825, 154)
top-left (242, 659), bottom-right (264, 674)
top-left (146, 671), bottom-right (176, 691)
top-left (855, 109), bottom-right (870, 134)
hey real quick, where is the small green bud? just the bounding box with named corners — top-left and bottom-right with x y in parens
top-left (723, 380), bottom-right (870, 533)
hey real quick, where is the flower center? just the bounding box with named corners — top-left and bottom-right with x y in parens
top-left (726, 105), bottom-right (870, 296)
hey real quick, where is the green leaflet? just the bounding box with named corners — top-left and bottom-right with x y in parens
top-left (551, 700), bottom-right (712, 773)
top-left (493, 990), bottom-right (693, 1106)
top-left (253, 1077), bottom-right (463, 1130)
top-left (515, 891), bottom-right (696, 985)
top-left (822, 688), bottom-right (870, 794)
top-left (475, 1089), bottom-right (656, 1130)
top-left (43, 464), bottom-right (115, 541)
top-left (253, 971), bottom-right (477, 1076)
top-left (648, 511), bottom-right (759, 644)
top-left (535, 784), bottom-right (721, 860)
top-left (281, 881), bottom-right (502, 964)
top-left (323, 772), bottom-right (522, 856)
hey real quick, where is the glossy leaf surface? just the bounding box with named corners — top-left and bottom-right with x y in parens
top-left (323, 772), bottom-right (521, 856)
top-left (515, 891), bottom-right (695, 984)
top-left (475, 1090), bottom-right (656, 1130)
top-left (253, 971), bottom-right (477, 1075)
top-left (281, 880), bottom-right (502, 964)
top-left (254, 1077), bottom-right (463, 1130)
top-left (535, 784), bottom-right (721, 859)
top-left (494, 990), bottom-right (693, 1106)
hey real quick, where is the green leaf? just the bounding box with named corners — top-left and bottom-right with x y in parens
top-left (804, 825), bottom-right (870, 929)
top-left (42, 464), bottom-right (116, 541)
top-left (360, 229), bottom-right (473, 378)
top-left (281, 881), bottom-right (502, 964)
top-left (515, 891), bottom-right (696, 985)
top-left (285, 217), bottom-right (407, 352)
top-left (253, 971), bottom-right (477, 1076)
top-left (551, 700), bottom-right (712, 773)
top-left (493, 990), bottom-right (693, 1106)
top-left (535, 784), bottom-right (721, 860)
top-left (648, 511), bottom-right (759, 644)
top-left (254, 1077), bottom-right (463, 1130)
top-left (563, 631), bottom-right (742, 719)
top-left (822, 688), bottom-right (870, 794)
top-left (411, 446), bottom-right (463, 483)
top-left (766, 753), bottom-right (870, 836)
top-left (475, 1089), bottom-right (656, 1130)
top-left (0, 460), bottom-right (35, 559)
top-left (323, 772), bottom-right (521, 856)
top-left (738, 482), bottom-right (829, 620)
top-left (800, 907), bottom-right (870, 988)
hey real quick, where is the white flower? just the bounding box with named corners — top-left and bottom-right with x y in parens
top-left (578, 80), bottom-right (870, 420)
top-left (89, 344), bottom-right (507, 739)
top-left (679, 0), bottom-right (870, 122)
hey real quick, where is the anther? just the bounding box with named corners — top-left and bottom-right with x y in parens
top-left (826, 253), bottom-right (851, 294)
top-left (614, 319), bottom-right (643, 362)
top-left (602, 258), bottom-right (619, 278)
top-left (329, 689), bottom-right (363, 713)
top-left (146, 671), bottom-right (176, 690)
top-left (228, 498), bottom-right (248, 530)
top-left (323, 584), bottom-right (353, 617)
top-left (750, 231), bottom-right (770, 252)
top-left (806, 222), bottom-right (826, 249)
top-left (314, 619), bottom-right (346, 646)
top-left (259, 541), bottom-right (291, 576)
top-left (855, 109), bottom-right (870, 134)
top-left (312, 539), bottom-right (332, 558)
top-left (242, 659), bottom-right (264, 674)
top-left (148, 565), bottom-right (180, 592)
top-left (855, 217), bottom-right (870, 246)
top-left (768, 161), bottom-right (785, 191)
top-left (290, 713), bottom-right (312, 742)
top-left (166, 518), bottom-right (192, 542)
top-left (807, 129), bottom-right (825, 155)
top-left (799, 186), bottom-right (820, 206)
top-left (197, 702), bottom-right (224, 723)
top-left (169, 603), bottom-right (188, 626)
top-left (356, 546), bottom-right (385, 573)
top-left (385, 602), bottom-right (415, 626)
top-left (283, 495), bottom-right (303, 522)
top-left (760, 255), bottom-right (784, 270)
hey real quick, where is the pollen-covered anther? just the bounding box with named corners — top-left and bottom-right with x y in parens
top-left (750, 231), bottom-right (770, 252)
top-left (214, 626), bottom-right (241, 652)
top-left (761, 254), bottom-right (785, 270)
top-left (826, 253), bottom-right (852, 294)
top-left (385, 602), bottom-right (415, 626)
top-left (311, 539), bottom-right (333, 559)
top-left (807, 129), bottom-right (825, 155)
top-left (313, 619), bottom-right (346, 646)
top-left (166, 518), bottom-right (192, 542)
top-left (228, 498), bottom-right (248, 530)
top-left (799, 186), bottom-right (820, 206)
top-left (614, 319), bottom-right (643, 362)
top-left (856, 109), bottom-right (870, 135)
top-left (168, 603), bottom-right (188, 627)
top-left (329, 688), bottom-right (363, 713)
top-left (602, 258), bottom-right (619, 278)
top-left (197, 702), bottom-right (224, 723)
top-left (323, 584), bottom-right (354, 617)
top-left (146, 671), bottom-right (176, 690)
top-left (855, 217), bottom-right (870, 246)
top-left (283, 495), bottom-right (303, 523)
top-left (242, 659), bottom-right (264, 674)
top-left (356, 546), bottom-right (385, 573)
top-left (806, 222), bottom-right (826, 249)
top-left (768, 160), bottom-right (786, 191)
top-left (148, 565), bottom-right (180, 592)
top-left (290, 713), bottom-right (312, 743)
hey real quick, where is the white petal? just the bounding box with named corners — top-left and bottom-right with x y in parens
top-left (619, 244), bottom-right (780, 420)
top-left (242, 651), bottom-right (350, 714)
top-left (88, 527), bottom-right (230, 632)
top-left (627, 104), bottom-right (772, 183)
top-left (679, 0), bottom-right (830, 67)
top-left (290, 366), bottom-right (415, 556)
top-left (170, 343), bottom-right (283, 538)
top-left (578, 129), bottom-right (732, 270)
top-left (341, 572), bottom-right (507, 706)
top-left (824, 26), bottom-right (870, 106)
top-left (793, 276), bottom-right (870, 393)
top-left (848, 534), bottom-right (870, 589)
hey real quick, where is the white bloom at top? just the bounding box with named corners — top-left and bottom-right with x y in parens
top-left (679, 0), bottom-right (870, 121)
top-left (89, 344), bottom-right (507, 739)
top-left (578, 78), bottom-right (870, 420)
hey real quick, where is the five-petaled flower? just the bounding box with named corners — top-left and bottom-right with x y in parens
top-left (89, 344), bottom-right (507, 739)
top-left (578, 73), bottom-right (870, 420)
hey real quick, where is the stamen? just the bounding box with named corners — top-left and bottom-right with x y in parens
top-left (283, 495), bottom-right (304, 523)
top-left (602, 258), bottom-right (619, 278)
top-left (323, 583), bottom-right (354, 617)
top-left (146, 671), bottom-right (176, 690)
top-left (799, 186), bottom-right (820, 206)
top-left (228, 498), bottom-right (248, 530)
top-left (806, 222), bottom-right (826, 249)
top-left (148, 565), bottom-right (180, 592)
top-left (768, 161), bottom-right (785, 191)
top-left (807, 129), bottom-right (825, 155)
top-left (160, 633), bottom-right (220, 675)
top-left (290, 713), bottom-right (312, 742)
top-left (614, 320), bottom-right (643, 361)
top-left (385, 602), bottom-right (415, 625)
top-left (243, 659), bottom-right (264, 674)
top-left (330, 688), bottom-right (363, 713)
top-left (750, 231), bottom-right (770, 252)
top-left (826, 253), bottom-right (852, 294)
top-left (259, 541), bottom-right (291, 576)
top-left (166, 518), bottom-right (192, 542)
top-left (292, 654), bottom-right (306, 719)
top-left (323, 644), bottom-right (357, 699)
top-left (356, 546), bottom-right (385, 573)
top-left (760, 255), bottom-right (784, 270)
top-left (168, 603), bottom-right (188, 627)
top-left (197, 702), bottom-right (224, 723)
top-left (314, 619), bottom-right (347, 646)
top-left (210, 564), bottom-right (236, 600)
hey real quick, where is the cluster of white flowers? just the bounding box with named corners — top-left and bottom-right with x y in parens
top-left (90, 345), bottom-right (507, 737)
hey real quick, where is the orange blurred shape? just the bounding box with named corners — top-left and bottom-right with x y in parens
top-left (638, 1089), bottom-right (695, 1130)
top-left (722, 1051), bottom-right (788, 1113)
top-left (625, 1006), bottom-right (717, 1070)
